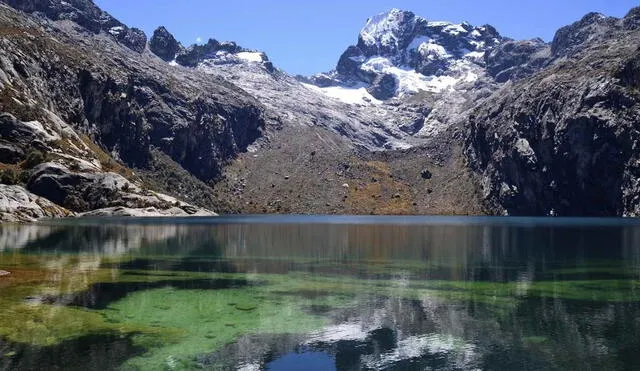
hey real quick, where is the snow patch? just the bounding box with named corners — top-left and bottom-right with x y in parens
top-left (464, 50), bottom-right (485, 60)
top-left (360, 57), bottom-right (459, 94)
top-left (468, 40), bottom-right (486, 50)
top-left (427, 21), bottom-right (451, 27)
top-left (301, 83), bottom-right (381, 105)
top-left (464, 70), bottom-right (478, 83)
top-left (443, 24), bottom-right (468, 36)
top-left (419, 43), bottom-right (451, 60)
top-left (236, 52), bottom-right (264, 63)
top-left (108, 26), bottom-right (124, 36)
top-left (407, 36), bottom-right (452, 60)
top-left (385, 140), bottom-right (413, 150)
top-left (407, 36), bottom-right (434, 51)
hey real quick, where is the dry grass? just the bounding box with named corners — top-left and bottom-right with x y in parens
top-left (78, 134), bottom-right (137, 180)
top-left (346, 161), bottom-right (414, 215)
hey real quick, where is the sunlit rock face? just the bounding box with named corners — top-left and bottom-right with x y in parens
top-left (0, 185), bottom-right (70, 222)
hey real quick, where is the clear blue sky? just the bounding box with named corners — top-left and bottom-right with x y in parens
top-left (95, 0), bottom-right (638, 76)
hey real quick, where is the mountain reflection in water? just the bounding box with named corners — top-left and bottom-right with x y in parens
top-left (0, 216), bottom-right (639, 370)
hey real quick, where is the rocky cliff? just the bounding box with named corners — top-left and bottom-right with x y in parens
top-left (464, 8), bottom-right (640, 216)
top-left (0, 0), bottom-right (266, 220)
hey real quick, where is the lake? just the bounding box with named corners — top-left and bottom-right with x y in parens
top-left (0, 216), bottom-right (639, 370)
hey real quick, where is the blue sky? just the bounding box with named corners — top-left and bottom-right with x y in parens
top-left (95, 0), bottom-right (638, 76)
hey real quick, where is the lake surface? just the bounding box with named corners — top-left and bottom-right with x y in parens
top-left (0, 216), bottom-right (639, 370)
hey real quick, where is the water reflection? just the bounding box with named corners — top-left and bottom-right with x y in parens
top-left (3, 219), bottom-right (639, 280)
top-left (0, 217), bottom-right (639, 370)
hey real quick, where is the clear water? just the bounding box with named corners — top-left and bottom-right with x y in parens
top-left (0, 216), bottom-right (639, 370)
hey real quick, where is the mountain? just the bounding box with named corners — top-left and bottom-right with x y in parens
top-left (309, 9), bottom-right (502, 99)
top-left (0, 0), bottom-right (639, 219)
top-left (0, 0), bottom-right (266, 220)
top-left (466, 8), bottom-right (640, 216)
top-left (300, 9), bottom-right (550, 146)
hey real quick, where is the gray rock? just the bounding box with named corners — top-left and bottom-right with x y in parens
top-left (149, 26), bottom-right (182, 61)
top-left (367, 73), bottom-right (398, 100)
top-left (0, 184), bottom-right (71, 222)
top-left (175, 39), bottom-right (242, 67)
top-left (465, 24), bottom-right (640, 216)
top-left (485, 39), bottom-right (550, 82)
top-left (27, 162), bottom-right (127, 211)
top-left (79, 206), bottom-right (216, 217)
top-left (551, 12), bottom-right (618, 57)
top-left (623, 7), bottom-right (640, 29)
top-left (26, 162), bottom-right (214, 216)
top-left (336, 45), bottom-right (365, 76)
top-left (1, 0), bottom-right (147, 53)
top-left (0, 142), bottom-right (25, 164)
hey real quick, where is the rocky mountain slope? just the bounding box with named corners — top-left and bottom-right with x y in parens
top-left (0, 0), bottom-right (266, 220)
top-left (0, 0), bottom-right (638, 218)
top-left (466, 8), bottom-right (640, 216)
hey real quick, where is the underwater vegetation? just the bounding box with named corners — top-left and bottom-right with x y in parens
top-left (0, 250), bottom-right (639, 370)
top-left (1, 220), bottom-right (640, 370)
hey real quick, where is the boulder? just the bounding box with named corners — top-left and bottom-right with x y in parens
top-left (0, 184), bottom-right (71, 222)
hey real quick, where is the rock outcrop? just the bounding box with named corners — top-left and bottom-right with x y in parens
top-left (3, 0), bottom-right (147, 52)
top-left (26, 162), bottom-right (207, 214)
top-left (0, 184), bottom-right (71, 222)
top-left (149, 26), bottom-right (182, 61)
top-left (485, 39), bottom-right (550, 83)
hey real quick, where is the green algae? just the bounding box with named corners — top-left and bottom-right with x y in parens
top-left (105, 287), bottom-right (329, 370)
top-left (3, 247), bottom-right (640, 370)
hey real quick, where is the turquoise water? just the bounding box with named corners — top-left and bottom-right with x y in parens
top-left (0, 216), bottom-right (639, 370)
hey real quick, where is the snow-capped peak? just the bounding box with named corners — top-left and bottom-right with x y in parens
top-left (359, 9), bottom-right (416, 50)
top-left (311, 8), bottom-right (504, 100)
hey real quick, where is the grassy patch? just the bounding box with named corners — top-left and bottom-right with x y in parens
top-left (346, 161), bottom-right (414, 214)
